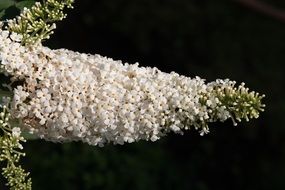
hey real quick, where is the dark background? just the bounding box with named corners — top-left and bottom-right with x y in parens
top-left (1, 0), bottom-right (285, 189)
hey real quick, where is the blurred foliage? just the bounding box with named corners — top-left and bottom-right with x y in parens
top-left (0, 0), bottom-right (35, 20)
top-left (1, 0), bottom-right (285, 189)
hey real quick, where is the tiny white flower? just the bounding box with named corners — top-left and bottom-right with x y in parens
top-left (12, 127), bottom-right (21, 138)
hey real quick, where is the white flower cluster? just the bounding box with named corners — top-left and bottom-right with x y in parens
top-left (0, 28), bottom-right (246, 146)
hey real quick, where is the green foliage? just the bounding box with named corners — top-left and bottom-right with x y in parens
top-left (0, 0), bottom-right (15, 11)
top-left (0, 0), bottom-right (36, 20)
top-left (15, 1), bottom-right (36, 10)
top-left (25, 141), bottom-right (181, 190)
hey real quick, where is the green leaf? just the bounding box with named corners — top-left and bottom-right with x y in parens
top-left (0, 0), bottom-right (15, 11)
top-left (0, 1), bottom-right (35, 19)
top-left (0, 5), bottom-right (20, 20)
top-left (0, 10), bottom-right (5, 18)
top-left (16, 0), bottom-right (35, 10)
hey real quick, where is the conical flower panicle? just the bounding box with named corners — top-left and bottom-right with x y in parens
top-left (0, 28), bottom-right (265, 146)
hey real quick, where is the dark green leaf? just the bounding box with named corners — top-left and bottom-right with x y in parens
top-left (16, 0), bottom-right (35, 10)
top-left (0, 0), bottom-right (15, 11)
top-left (0, 5), bottom-right (20, 20)
top-left (0, 1), bottom-right (35, 19)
